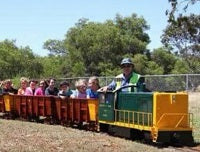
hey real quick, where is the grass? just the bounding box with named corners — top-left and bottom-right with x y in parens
top-left (189, 92), bottom-right (200, 143)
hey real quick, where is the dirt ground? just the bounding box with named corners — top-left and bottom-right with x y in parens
top-left (1, 119), bottom-right (199, 152)
top-left (0, 92), bottom-right (199, 152)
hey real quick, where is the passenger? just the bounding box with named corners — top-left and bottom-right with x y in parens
top-left (35, 80), bottom-right (47, 96)
top-left (86, 76), bottom-right (100, 99)
top-left (45, 78), bottom-right (59, 96)
top-left (18, 77), bottom-right (29, 95)
top-left (70, 79), bottom-right (87, 98)
top-left (99, 58), bottom-right (141, 92)
top-left (2, 79), bottom-right (18, 95)
top-left (25, 80), bottom-right (38, 95)
top-left (58, 81), bottom-right (73, 99)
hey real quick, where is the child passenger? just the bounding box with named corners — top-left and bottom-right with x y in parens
top-left (18, 77), bottom-right (29, 95)
top-left (70, 79), bottom-right (87, 98)
top-left (86, 76), bottom-right (100, 99)
top-left (25, 80), bottom-right (37, 95)
top-left (58, 81), bottom-right (73, 99)
top-left (35, 80), bottom-right (46, 96)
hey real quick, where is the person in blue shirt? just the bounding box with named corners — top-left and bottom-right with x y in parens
top-left (86, 76), bottom-right (100, 99)
top-left (100, 58), bottom-right (141, 92)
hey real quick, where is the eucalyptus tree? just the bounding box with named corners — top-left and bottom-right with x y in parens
top-left (64, 14), bottom-right (150, 77)
top-left (0, 39), bottom-right (43, 79)
top-left (163, 0), bottom-right (200, 73)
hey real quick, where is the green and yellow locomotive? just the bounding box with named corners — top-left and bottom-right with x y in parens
top-left (98, 85), bottom-right (193, 145)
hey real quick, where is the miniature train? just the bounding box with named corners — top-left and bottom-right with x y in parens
top-left (0, 85), bottom-right (194, 146)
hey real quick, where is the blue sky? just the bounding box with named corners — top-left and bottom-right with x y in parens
top-left (0, 0), bottom-right (197, 56)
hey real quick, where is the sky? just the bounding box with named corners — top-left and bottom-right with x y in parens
top-left (0, 0), bottom-right (197, 56)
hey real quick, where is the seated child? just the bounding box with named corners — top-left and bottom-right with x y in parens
top-left (18, 77), bottom-right (29, 95)
top-left (86, 76), bottom-right (100, 99)
top-left (70, 79), bottom-right (87, 98)
top-left (35, 80), bottom-right (47, 96)
top-left (58, 81), bottom-right (73, 99)
top-left (25, 80), bottom-right (37, 96)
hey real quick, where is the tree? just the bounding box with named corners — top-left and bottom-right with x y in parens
top-left (64, 14), bottom-right (150, 77)
top-left (171, 59), bottom-right (190, 74)
top-left (162, 14), bottom-right (200, 55)
top-left (164, 0), bottom-right (200, 73)
top-left (43, 39), bottom-right (67, 56)
top-left (38, 56), bottom-right (64, 78)
top-left (162, 14), bottom-right (200, 73)
top-left (0, 39), bottom-right (43, 79)
top-left (151, 48), bottom-right (177, 74)
top-left (166, 0), bottom-right (200, 23)
top-left (132, 54), bottom-right (164, 75)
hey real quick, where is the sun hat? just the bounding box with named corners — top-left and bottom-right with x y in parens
top-left (120, 58), bottom-right (133, 65)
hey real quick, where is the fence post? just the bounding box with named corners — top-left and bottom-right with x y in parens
top-left (186, 74), bottom-right (189, 91)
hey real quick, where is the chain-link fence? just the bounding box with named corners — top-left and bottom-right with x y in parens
top-left (58, 74), bottom-right (200, 92)
top-left (144, 74), bottom-right (200, 92)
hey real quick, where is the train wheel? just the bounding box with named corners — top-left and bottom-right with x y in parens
top-left (99, 123), bottom-right (109, 132)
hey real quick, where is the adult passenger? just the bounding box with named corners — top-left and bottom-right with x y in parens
top-left (45, 78), bottom-right (59, 96)
top-left (86, 76), bottom-right (100, 99)
top-left (2, 79), bottom-right (18, 95)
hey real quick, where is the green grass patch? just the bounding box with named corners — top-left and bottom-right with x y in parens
top-left (193, 115), bottom-right (200, 143)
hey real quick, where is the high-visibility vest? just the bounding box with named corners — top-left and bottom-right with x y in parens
top-left (116, 72), bottom-right (140, 91)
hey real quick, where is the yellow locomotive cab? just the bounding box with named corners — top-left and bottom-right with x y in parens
top-left (151, 92), bottom-right (193, 143)
top-left (153, 92), bottom-right (192, 130)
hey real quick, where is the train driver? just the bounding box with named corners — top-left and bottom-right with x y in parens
top-left (100, 58), bottom-right (142, 92)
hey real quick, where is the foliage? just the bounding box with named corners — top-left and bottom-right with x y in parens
top-left (43, 39), bottom-right (67, 56)
top-left (162, 14), bottom-right (200, 55)
top-left (162, 14), bottom-right (200, 73)
top-left (144, 61), bottom-right (164, 75)
top-left (63, 14), bottom-right (150, 77)
top-left (0, 40), bottom-right (43, 80)
top-left (164, 0), bottom-right (200, 73)
top-left (171, 59), bottom-right (190, 74)
top-left (3, 11), bottom-right (199, 79)
top-left (38, 55), bottom-right (64, 79)
top-left (132, 54), bottom-right (164, 75)
top-left (166, 0), bottom-right (200, 23)
top-left (151, 48), bottom-right (177, 74)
